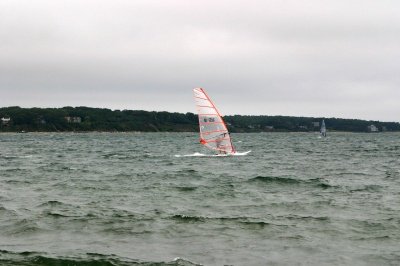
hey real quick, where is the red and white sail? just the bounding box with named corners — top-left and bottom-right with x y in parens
top-left (193, 88), bottom-right (235, 154)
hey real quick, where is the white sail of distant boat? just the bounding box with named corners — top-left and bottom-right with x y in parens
top-left (320, 119), bottom-right (327, 137)
top-left (193, 88), bottom-right (236, 155)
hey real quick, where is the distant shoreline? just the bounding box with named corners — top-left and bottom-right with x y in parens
top-left (1, 106), bottom-right (400, 133)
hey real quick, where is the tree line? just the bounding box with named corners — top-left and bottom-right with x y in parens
top-left (0, 106), bottom-right (399, 132)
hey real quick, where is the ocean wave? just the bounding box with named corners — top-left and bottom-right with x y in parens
top-left (4, 178), bottom-right (33, 184)
top-left (385, 169), bottom-right (400, 179)
top-left (250, 175), bottom-right (301, 184)
top-left (350, 235), bottom-right (391, 241)
top-left (0, 250), bottom-right (202, 266)
top-left (282, 214), bottom-right (331, 222)
top-left (101, 153), bottom-right (140, 160)
top-left (42, 211), bottom-right (71, 218)
top-left (100, 227), bottom-right (154, 235)
top-left (336, 171), bottom-right (371, 177)
top-left (349, 184), bottom-right (382, 192)
top-left (175, 186), bottom-right (197, 192)
top-left (37, 207), bottom-right (155, 225)
top-left (37, 163), bottom-right (80, 172)
top-left (349, 219), bottom-right (395, 231)
top-left (36, 200), bottom-right (92, 219)
top-left (180, 169), bottom-right (197, 173)
top-left (0, 154), bottom-right (34, 160)
top-left (109, 209), bottom-right (138, 219)
top-left (169, 215), bottom-right (286, 229)
top-left (171, 214), bottom-right (206, 222)
top-left (1, 219), bottom-right (43, 236)
top-left (248, 175), bottom-right (334, 188)
top-left (37, 200), bottom-right (65, 207)
top-left (0, 205), bottom-right (18, 218)
top-left (0, 168), bottom-right (31, 173)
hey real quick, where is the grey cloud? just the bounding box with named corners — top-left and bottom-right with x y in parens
top-left (0, 0), bottom-right (399, 121)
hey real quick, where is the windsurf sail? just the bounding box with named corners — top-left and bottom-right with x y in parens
top-left (320, 119), bottom-right (326, 137)
top-left (193, 88), bottom-right (235, 154)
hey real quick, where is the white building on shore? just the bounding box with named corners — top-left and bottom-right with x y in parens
top-left (1, 117), bottom-right (11, 126)
top-left (367, 124), bottom-right (379, 132)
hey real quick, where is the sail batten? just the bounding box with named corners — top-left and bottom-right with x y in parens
top-left (202, 130), bottom-right (228, 135)
top-left (198, 114), bottom-right (220, 116)
top-left (197, 105), bottom-right (215, 108)
top-left (193, 88), bottom-right (235, 154)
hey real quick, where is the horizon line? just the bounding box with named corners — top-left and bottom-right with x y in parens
top-left (0, 105), bottom-right (399, 124)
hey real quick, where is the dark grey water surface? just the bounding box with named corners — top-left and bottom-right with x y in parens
top-left (1, 132), bottom-right (400, 265)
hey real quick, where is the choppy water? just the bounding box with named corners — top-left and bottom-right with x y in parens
top-left (1, 132), bottom-right (400, 266)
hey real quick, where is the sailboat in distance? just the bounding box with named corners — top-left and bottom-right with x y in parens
top-left (320, 119), bottom-right (327, 137)
top-left (193, 88), bottom-right (251, 156)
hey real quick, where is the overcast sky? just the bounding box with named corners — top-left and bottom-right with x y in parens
top-left (0, 0), bottom-right (399, 121)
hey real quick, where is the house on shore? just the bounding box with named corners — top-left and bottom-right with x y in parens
top-left (312, 121), bottom-right (320, 129)
top-left (264, 125), bottom-right (274, 131)
top-left (1, 117), bottom-right (11, 126)
top-left (65, 116), bottom-right (82, 123)
top-left (367, 124), bottom-right (379, 132)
